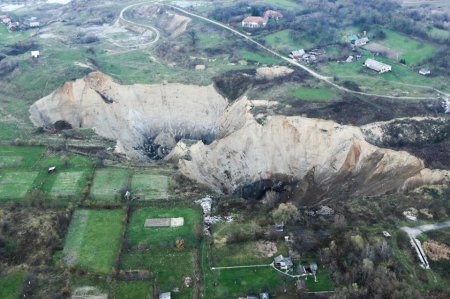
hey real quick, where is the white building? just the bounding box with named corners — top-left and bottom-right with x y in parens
top-left (364, 58), bottom-right (391, 73)
top-left (242, 16), bottom-right (267, 28)
top-left (31, 51), bottom-right (40, 58)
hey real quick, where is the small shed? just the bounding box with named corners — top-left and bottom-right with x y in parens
top-left (382, 231), bottom-right (391, 238)
top-left (159, 292), bottom-right (171, 299)
top-left (419, 68), bottom-right (430, 76)
top-left (297, 264), bottom-right (306, 276)
top-left (260, 293), bottom-right (270, 299)
top-left (31, 51), bottom-right (40, 58)
top-left (29, 21), bottom-right (40, 28)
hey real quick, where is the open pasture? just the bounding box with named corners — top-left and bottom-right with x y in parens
top-left (0, 146), bottom-right (45, 168)
top-left (90, 168), bottom-right (130, 202)
top-left (131, 171), bottom-right (170, 200)
top-left (49, 171), bottom-right (85, 198)
top-left (0, 171), bottom-right (38, 200)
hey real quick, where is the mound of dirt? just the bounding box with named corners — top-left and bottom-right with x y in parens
top-left (176, 97), bottom-right (449, 202)
top-left (423, 240), bottom-right (450, 261)
top-left (255, 66), bottom-right (294, 81)
top-left (29, 72), bottom-right (228, 159)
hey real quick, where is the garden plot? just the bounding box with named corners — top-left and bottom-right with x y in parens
top-left (127, 207), bottom-right (201, 248)
top-left (50, 171), bottom-right (84, 198)
top-left (90, 168), bottom-right (130, 201)
top-left (121, 250), bottom-right (194, 298)
top-left (0, 146), bottom-right (45, 168)
top-left (131, 172), bottom-right (169, 200)
top-left (0, 171), bottom-right (38, 200)
top-left (62, 209), bottom-right (124, 274)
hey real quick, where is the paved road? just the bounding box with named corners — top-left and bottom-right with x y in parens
top-left (167, 4), bottom-right (449, 100)
top-left (401, 220), bottom-right (450, 238)
top-left (118, 2), bottom-right (160, 48)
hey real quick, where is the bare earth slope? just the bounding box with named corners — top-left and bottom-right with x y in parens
top-left (177, 98), bottom-right (449, 201)
top-left (29, 72), bottom-right (228, 159)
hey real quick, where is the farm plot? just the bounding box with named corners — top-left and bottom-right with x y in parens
top-left (49, 171), bottom-right (85, 198)
top-left (90, 168), bottom-right (130, 202)
top-left (0, 271), bottom-right (25, 299)
top-left (62, 209), bottom-right (124, 274)
top-left (0, 171), bottom-right (38, 200)
top-left (114, 281), bottom-right (150, 299)
top-left (127, 207), bottom-right (202, 248)
top-left (121, 250), bottom-right (194, 298)
top-left (0, 146), bottom-right (45, 168)
top-left (131, 171), bottom-right (170, 200)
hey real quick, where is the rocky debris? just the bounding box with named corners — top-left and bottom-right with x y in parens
top-left (194, 196), bottom-right (232, 235)
top-left (403, 208), bottom-right (418, 221)
top-left (423, 240), bottom-right (450, 261)
top-left (29, 72), bottom-right (228, 159)
top-left (177, 97), bottom-right (449, 202)
top-left (255, 66), bottom-right (294, 81)
top-left (361, 117), bottom-right (450, 147)
top-left (443, 98), bottom-right (450, 114)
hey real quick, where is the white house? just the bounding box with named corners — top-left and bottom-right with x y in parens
top-left (242, 16), bottom-right (267, 28)
top-left (31, 51), bottom-right (40, 58)
top-left (419, 68), bottom-right (431, 76)
top-left (29, 21), bottom-right (40, 28)
top-left (364, 58), bottom-right (391, 73)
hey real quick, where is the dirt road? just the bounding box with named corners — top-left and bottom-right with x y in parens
top-left (401, 220), bottom-right (450, 238)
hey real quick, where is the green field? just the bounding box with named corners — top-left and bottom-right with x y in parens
top-left (49, 171), bottom-right (84, 198)
top-left (239, 50), bottom-right (283, 65)
top-left (0, 146), bottom-right (45, 168)
top-left (127, 207), bottom-right (202, 248)
top-left (90, 168), bottom-right (130, 202)
top-left (114, 281), bottom-right (150, 299)
top-left (290, 86), bottom-right (339, 101)
top-left (0, 271), bottom-right (25, 299)
top-left (376, 29), bottom-right (437, 65)
top-left (0, 25), bottom-right (34, 46)
top-left (263, 29), bottom-right (315, 52)
top-left (211, 267), bottom-right (289, 298)
top-left (257, 0), bottom-right (303, 9)
top-left (121, 250), bottom-right (194, 298)
top-left (62, 209), bottom-right (124, 274)
top-left (212, 241), bottom-right (289, 267)
top-left (0, 171), bottom-right (38, 200)
top-left (131, 171), bottom-right (170, 200)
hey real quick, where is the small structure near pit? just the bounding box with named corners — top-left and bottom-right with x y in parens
top-left (144, 217), bottom-right (184, 228)
top-left (159, 292), bottom-right (171, 299)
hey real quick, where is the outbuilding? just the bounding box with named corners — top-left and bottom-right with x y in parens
top-left (364, 58), bottom-right (391, 73)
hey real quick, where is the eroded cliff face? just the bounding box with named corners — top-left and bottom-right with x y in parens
top-left (176, 98), bottom-right (449, 202)
top-left (29, 72), bottom-right (228, 159)
top-left (29, 73), bottom-right (449, 201)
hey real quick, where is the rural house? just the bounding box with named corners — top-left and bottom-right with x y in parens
top-left (355, 37), bottom-right (369, 47)
top-left (159, 292), bottom-right (171, 299)
top-left (274, 255), bottom-right (293, 270)
top-left (29, 21), bottom-right (40, 28)
top-left (242, 16), bottom-right (267, 28)
top-left (364, 58), bottom-right (391, 73)
top-left (419, 68), bottom-right (431, 76)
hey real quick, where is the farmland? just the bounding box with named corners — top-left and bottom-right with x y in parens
top-left (62, 209), bottom-right (124, 274)
top-left (131, 171), bottom-right (170, 201)
top-left (90, 168), bottom-right (131, 202)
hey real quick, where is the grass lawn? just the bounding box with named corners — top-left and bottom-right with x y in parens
top-left (304, 267), bottom-right (334, 292)
top-left (0, 271), bottom-right (26, 299)
top-left (263, 29), bottom-right (315, 52)
top-left (290, 86), bottom-right (339, 101)
top-left (0, 146), bottom-right (45, 168)
top-left (259, 0), bottom-right (303, 9)
top-left (90, 168), bottom-right (131, 202)
top-left (0, 171), bottom-right (38, 200)
top-left (239, 50), bottom-right (283, 65)
top-left (211, 266), bottom-right (291, 298)
top-left (131, 171), bottom-right (170, 201)
top-left (127, 207), bottom-right (202, 248)
top-left (376, 29), bottom-right (437, 65)
top-left (0, 25), bottom-right (34, 46)
top-left (212, 241), bottom-right (289, 267)
top-left (62, 209), bottom-right (124, 274)
top-left (121, 250), bottom-right (194, 298)
top-left (114, 281), bottom-right (150, 299)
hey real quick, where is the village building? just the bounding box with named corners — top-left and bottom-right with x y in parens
top-left (347, 34), bottom-right (358, 43)
top-left (31, 50), bottom-right (40, 58)
top-left (354, 37), bottom-right (369, 47)
top-left (274, 255), bottom-right (293, 270)
top-left (419, 68), bottom-right (431, 76)
top-left (242, 16), bottom-right (267, 28)
top-left (364, 58), bottom-right (392, 73)
top-left (260, 293), bottom-right (270, 299)
top-left (291, 49), bottom-right (305, 60)
top-left (8, 22), bottom-right (19, 31)
top-left (264, 10), bottom-right (283, 20)
top-left (2, 17), bottom-right (11, 24)
top-left (29, 21), bottom-right (40, 28)
top-left (159, 292), bottom-right (171, 299)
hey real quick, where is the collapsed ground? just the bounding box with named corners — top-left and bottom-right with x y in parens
top-left (0, 0), bottom-right (449, 298)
